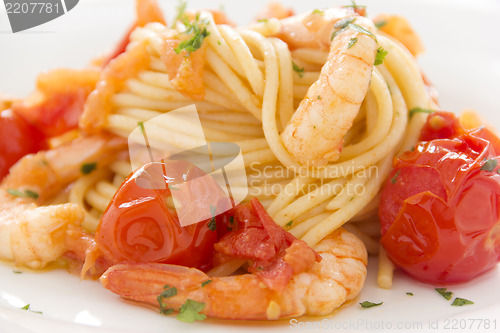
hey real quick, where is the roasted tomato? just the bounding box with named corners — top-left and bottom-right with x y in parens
top-left (379, 112), bottom-right (500, 284)
top-left (96, 161), bottom-right (229, 271)
top-left (0, 109), bottom-right (45, 180)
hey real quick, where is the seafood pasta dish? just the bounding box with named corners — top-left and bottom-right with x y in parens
top-left (1, 0), bottom-right (499, 323)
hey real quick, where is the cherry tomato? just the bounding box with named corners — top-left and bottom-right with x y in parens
top-left (96, 161), bottom-right (227, 271)
top-left (0, 110), bottom-right (45, 180)
top-left (379, 112), bottom-right (500, 284)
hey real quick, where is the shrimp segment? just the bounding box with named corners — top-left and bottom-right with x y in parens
top-left (278, 10), bottom-right (377, 166)
top-left (0, 135), bottom-right (127, 268)
top-left (100, 228), bottom-right (367, 320)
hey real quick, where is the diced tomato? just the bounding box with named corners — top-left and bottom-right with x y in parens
top-left (379, 112), bottom-right (500, 284)
top-left (419, 111), bottom-right (464, 142)
top-left (11, 68), bottom-right (100, 137)
top-left (214, 198), bottom-right (320, 291)
top-left (0, 109), bottom-right (45, 180)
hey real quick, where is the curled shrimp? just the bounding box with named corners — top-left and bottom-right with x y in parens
top-left (100, 228), bottom-right (367, 320)
top-left (277, 9), bottom-right (378, 166)
top-left (0, 134), bottom-right (126, 269)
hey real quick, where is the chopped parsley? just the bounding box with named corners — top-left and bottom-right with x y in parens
top-left (481, 158), bottom-right (497, 172)
top-left (80, 162), bottom-right (97, 175)
top-left (7, 189), bottom-right (39, 200)
top-left (348, 37), bottom-right (358, 49)
top-left (451, 297), bottom-right (474, 306)
top-left (435, 288), bottom-right (453, 301)
top-left (312, 9), bottom-right (324, 15)
top-left (168, 184), bottom-right (179, 191)
top-left (207, 205), bottom-right (217, 231)
top-left (349, 23), bottom-right (375, 39)
top-left (409, 107), bottom-right (434, 118)
top-left (292, 61), bottom-right (305, 78)
top-left (137, 121), bottom-right (145, 134)
top-left (20, 304), bottom-right (42, 314)
top-left (174, 14), bottom-right (210, 56)
top-left (375, 20), bottom-right (387, 29)
top-left (157, 285), bottom-right (177, 315)
top-left (171, 0), bottom-right (187, 28)
top-left (177, 299), bottom-right (206, 323)
top-left (285, 220), bottom-right (293, 227)
top-left (13, 270), bottom-right (22, 274)
top-left (257, 18), bottom-right (268, 23)
top-left (390, 170), bottom-right (400, 184)
top-left (360, 301), bottom-right (383, 308)
top-left (344, 0), bottom-right (367, 10)
top-left (374, 47), bottom-right (388, 65)
top-left (406, 292), bottom-right (414, 296)
top-left (317, 95), bottom-right (322, 100)
top-left (334, 17), bottom-right (355, 30)
top-left (201, 280), bottom-right (212, 287)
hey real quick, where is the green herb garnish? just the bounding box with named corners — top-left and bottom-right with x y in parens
top-left (201, 280), bottom-right (212, 287)
top-left (348, 23), bottom-right (375, 39)
top-left (317, 95), bottom-right (322, 100)
top-left (171, 0), bottom-right (187, 28)
top-left (481, 159), bottom-right (497, 172)
top-left (177, 299), bottom-right (206, 323)
top-left (406, 292), bottom-right (414, 296)
top-left (409, 107), bottom-right (434, 118)
top-left (390, 170), bottom-right (400, 184)
top-left (374, 47), bottom-right (388, 65)
top-left (435, 288), bottom-right (453, 301)
top-left (257, 18), bottom-right (268, 23)
top-left (13, 270), bottom-right (22, 274)
top-left (157, 285), bottom-right (178, 315)
top-left (80, 162), bottom-right (97, 175)
top-left (348, 37), bottom-right (358, 49)
top-left (312, 9), bottom-right (324, 15)
top-left (7, 189), bottom-right (39, 200)
top-left (451, 297), bottom-right (474, 306)
top-left (138, 121), bottom-right (145, 134)
top-left (375, 20), bottom-right (387, 29)
top-left (207, 205), bottom-right (217, 231)
top-left (174, 14), bottom-right (210, 56)
top-left (292, 61), bottom-right (305, 78)
top-left (285, 220), bottom-right (293, 227)
top-left (360, 301), bottom-right (383, 308)
top-left (334, 17), bottom-right (355, 30)
top-left (20, 304), bottom-right (42, 314)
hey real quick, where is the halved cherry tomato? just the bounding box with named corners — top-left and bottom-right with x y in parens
top-left (0, 109), bottom-right (45, 180)
top-left (96, 161), bottom-right (228, 271)
top-left (379, 112), bottom-right (500, 284)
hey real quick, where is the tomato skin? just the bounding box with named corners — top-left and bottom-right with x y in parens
top-left (0, 110), bottom-right (45, 180)
top-left (379, 117), bottom-right (500, 284)
top-left (96, 162), bottom-right (220, 271)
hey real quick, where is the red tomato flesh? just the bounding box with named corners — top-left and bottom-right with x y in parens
top-left (96, 161), bottom-right (223, 271)
top-left (0, 110), bottom-right (45, 180)
top-left (379, 112), bottom-right (500, 284)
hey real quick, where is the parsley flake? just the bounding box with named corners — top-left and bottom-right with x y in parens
top-left (174, 15), bottom-right (210, 56)
top-left (375, 47), bottom-right (388, 65)
top-left (317, 95), bottom-right (322, 100)
top-left (360, 301), bottom-right (383, 308)
top-left (348, 37), bottom-right (358, 49)
top-left (451, 297), bottom-right (474, 306)
top-left (312, 9), bottom-right (324, 15)
top-left (201, 280), bottom-right (212, 287)
top-left (435, 288), bottom-right (453, 301)
top-left (285, 220), bottom-right (293, 227)
top-left (80, 162), bottom-right (97, 175)
top-left (334, 17), bottom-right (355, 30)
top-left (409, 107), bottom-right (434, 118)
top-left (7, 189), bottom-right (39, 200)
top-left (292, 61), bottom-right (305, 78)
top-left (138, 121), bottom-right (145, 134)
top-left (406, 292), bottom-right (414, 296)
top-left (171, 0), bottom-right (187, 28)
top-left (390, 170), bottom-right (400, 184)
top-left (481, 159), bottom-right (497, 172)
top-left (375, 20), bottom-right (387, 29)
top-left (177, 299), bottom-right (206, 323)
top-left (207, 205), bottom-right (217, 231)
top-left (257, 18), bottom-right (268, 23)
top-left (13, 270), bottom-right (22, 274)
top-left (157, 285), bottom-right (177, 315)
top-left (20, 304), bottom-right (42, 314)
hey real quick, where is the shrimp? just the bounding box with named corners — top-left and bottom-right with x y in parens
top-left (100, 228), bottom-right (367, 320)
top-left (0, 134), bottom-right (127, 269)
top-left (277, 8), bottom-right (378, 166)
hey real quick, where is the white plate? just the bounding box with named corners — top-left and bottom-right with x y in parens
top-left (1, 0), bottom-right (500, 332)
